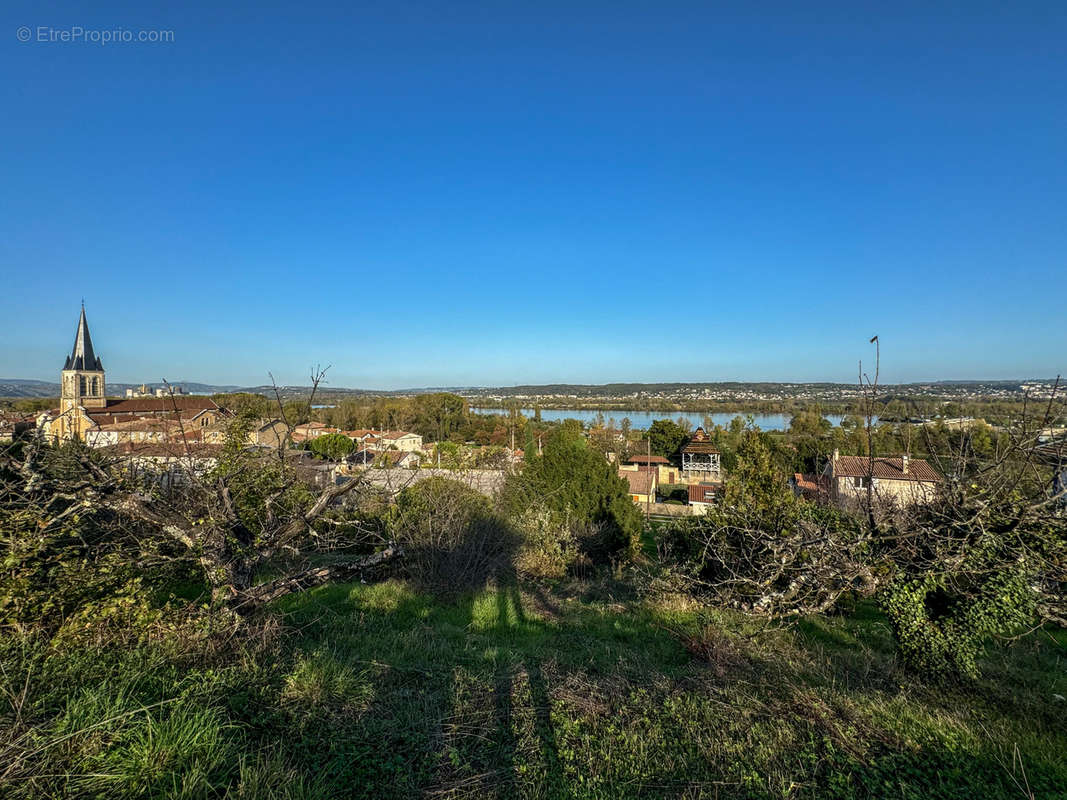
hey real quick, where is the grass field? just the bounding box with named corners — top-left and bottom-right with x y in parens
top-left (3, 575), bottom-right (1066, 799)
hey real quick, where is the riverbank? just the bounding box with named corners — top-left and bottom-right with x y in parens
top-left (472, 407), bottom-right (866, 431)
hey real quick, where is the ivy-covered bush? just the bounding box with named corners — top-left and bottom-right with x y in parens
top-left (881, 569), bottom-right (1036, 680)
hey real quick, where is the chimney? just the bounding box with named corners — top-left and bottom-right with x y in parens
top-left (902, 453), bottom-right (910, 474)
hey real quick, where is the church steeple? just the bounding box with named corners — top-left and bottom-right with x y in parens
top-left (60, 304), bottom-right (107, 413)
top-left (64, 304), bottom-right (103, 371)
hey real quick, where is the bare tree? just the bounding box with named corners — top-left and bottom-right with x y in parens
top-left (664, 349), bottom-right (1066, 633)
top-left (3, 367), bottom-right (402, 612)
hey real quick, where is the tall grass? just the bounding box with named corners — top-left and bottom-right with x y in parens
top-left (1, 577), bottom-right (1064, 798)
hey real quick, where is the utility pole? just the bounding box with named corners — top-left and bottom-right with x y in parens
top-left (646, 436), bottom-right (651, 521)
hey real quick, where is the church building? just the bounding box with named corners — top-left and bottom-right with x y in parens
top-left (40, 306), bottom-right (228, 444)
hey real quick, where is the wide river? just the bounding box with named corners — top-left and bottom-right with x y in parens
top-left (472, 408), bottom-right (859, 432)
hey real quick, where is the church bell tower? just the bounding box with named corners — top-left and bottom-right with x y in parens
top-left (60, 304), bottom-right (106, 413)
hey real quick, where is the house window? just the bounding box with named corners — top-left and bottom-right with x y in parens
top-left (853, 476), bottom-right (869, 488)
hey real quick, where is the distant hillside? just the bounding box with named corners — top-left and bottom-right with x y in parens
top-left (0, 379), bottom-right (241, 398)
top-left (1, 377), bottom-right (1057, 401)
top-left (0, 379), bottom-right (61, 398)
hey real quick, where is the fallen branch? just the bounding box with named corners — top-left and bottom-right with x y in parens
top-left (232, 544), bottom-right (402, 609)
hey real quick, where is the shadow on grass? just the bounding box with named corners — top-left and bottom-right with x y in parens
top-left (273, 573), bottom-right (578, 798)
top-left (266, 585), bottom-right (1067, 799)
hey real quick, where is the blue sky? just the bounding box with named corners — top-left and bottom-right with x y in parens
top-left (1, 1), bottom-right (1064, 388)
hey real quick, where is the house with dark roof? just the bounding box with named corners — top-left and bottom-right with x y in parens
top-left (687, 483), bottom-right (718, 515)
top-left (821, 449), bottom-right (942, 509)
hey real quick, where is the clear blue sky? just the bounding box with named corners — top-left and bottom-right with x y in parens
top-left (2, 1), bottom-right (1064, 388)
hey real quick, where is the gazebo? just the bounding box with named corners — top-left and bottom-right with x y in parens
top-left (681, 427), bottom-right (721, 482)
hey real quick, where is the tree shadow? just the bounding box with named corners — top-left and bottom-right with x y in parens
top-left (490, 572), bottom-right (564, 799)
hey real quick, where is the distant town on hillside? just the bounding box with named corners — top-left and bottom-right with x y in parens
top-left (1, 377), bottom-right (1060, 402)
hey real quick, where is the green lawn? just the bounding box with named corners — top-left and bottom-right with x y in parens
top-left (4, 577), bottom-right (1066, 799)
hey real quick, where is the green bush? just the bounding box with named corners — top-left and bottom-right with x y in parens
top-left (657, 484), bottom-right (688, 503)
top-left (308, 433), bottom-right (355, 460)
top-left (389, 477), bottom-right (518, 594)
top-left (505, 428), bottom-right (641, 560)
top-left (881, 569), bottom-right (1036, 681)
top-left (514, 505), bottom-right (577, 578)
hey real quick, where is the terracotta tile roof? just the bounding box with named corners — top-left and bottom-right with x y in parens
top-left (792, 473), bottom-right (827, 500)
top-left (681, 427), bottom-right (720, 455)
top-left (0, 412), bottom-right (36, 423)
top-left (619, 469), bottom-right (655, 495)
top-left (628, 454), bottom-right (669, 464)
top-left (99, 396), bottom-right (219, 414)
top-left (341, 429), bottom-right (414, 440)
top-left (831, 455), bottom-right (942, 483)
top-left (96, 417), bottom-right (180, 432)
top-left (688, 483), bottom-right (719, 504)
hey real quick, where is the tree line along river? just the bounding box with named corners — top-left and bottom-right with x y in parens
top-left (471, 408), bottom-right (866, 432)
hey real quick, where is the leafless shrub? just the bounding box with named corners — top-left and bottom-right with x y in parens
top-left (389, 476), bottom-right (519, 596)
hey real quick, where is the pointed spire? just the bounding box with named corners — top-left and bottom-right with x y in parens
top-left (63, 305), bottom-right (103, 371)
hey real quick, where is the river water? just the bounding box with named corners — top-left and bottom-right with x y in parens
top-left (472, 408), bottom-right (861, 432)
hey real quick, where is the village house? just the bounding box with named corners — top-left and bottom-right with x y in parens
top-left (346, 449), bottom-right (421, 469)
top-left (291, 421), bottom-right (339, 442)
top-left (101, 442), bottom-right (223, 491)
top-left (687, 483), bottom-right (718, 515)
top-left (377, 430), bottom-right (424, 451)
top-left (340, 429), bottom-right (377, 444)
top-left (38, 307), bottom-right (230, 445)
top-left (0, 412), bottom-right (36, 443)
top-left (621, 454), bottom-right (681, 485)
top-left (619, 467), bottom-right (657, 505)
top-left (248, 419), bottom-right (289, 448)
top-left (340, 429), bottom-right (423, 452)
top-left (822, 450), bottom-right (942, 509)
